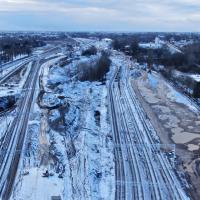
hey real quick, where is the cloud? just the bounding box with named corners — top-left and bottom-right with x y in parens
top-left (0, 0), bottom-right (200, 31)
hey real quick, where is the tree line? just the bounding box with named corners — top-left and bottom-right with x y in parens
top-left (78, 51), bottom-right (111, 81)
top-left (113, 38), bottom-right (200, 74)
top-left (0, 36), bottom-right (45, 64)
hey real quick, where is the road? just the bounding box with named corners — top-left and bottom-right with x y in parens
top-left (108, 55), bottom-right (190, 200)
top-left (0, 58), bottom-right (35, 84)
top-left (0, 47), bottom-right (61, 200)
top-left (0, 47), bottom-right (61, 85)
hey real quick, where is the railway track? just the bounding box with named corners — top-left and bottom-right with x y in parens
top-left (114, 85), bottom-right (145, 199)
top-left (125, 81), bottom-right (188, 200)
top-left (0, 60), bottom-right (40, 199)
top-left (0, 47), bottom-right (61, 199)
top-left (115, 80), bottom-right (164, 200)
top-left (108, 67), bottom-right (126, 199)
top-left (126, 64), bottom-right (189, 199)
top-left (108, 57), bottom-right (190, 200)
top-left (108, 67), bottom-right (146, 199)
top-left (0, 59), bottom-right (34, 84)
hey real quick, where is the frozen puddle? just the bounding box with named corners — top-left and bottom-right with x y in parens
top-left (13, 167), bottom-right (64, 200)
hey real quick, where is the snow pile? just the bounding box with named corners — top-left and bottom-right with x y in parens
top-left (47, 66), bottom-right (67, 86)
top-left (42, 93), bottom-right (62, 108)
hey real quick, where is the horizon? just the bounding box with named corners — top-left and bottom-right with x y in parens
top-left (0, 30), bottom-right (200, 34)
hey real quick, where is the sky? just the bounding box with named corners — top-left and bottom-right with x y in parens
top-left (1, 0), bottom-right (200, 32)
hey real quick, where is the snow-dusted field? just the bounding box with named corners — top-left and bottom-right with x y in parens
top-left (10, 39), bottom-right (115, 200)
top-left (1, 36), bottom-right (197, 200)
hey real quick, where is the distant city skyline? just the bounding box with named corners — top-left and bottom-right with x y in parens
top-left (1, 0), bottom-right (200, 32)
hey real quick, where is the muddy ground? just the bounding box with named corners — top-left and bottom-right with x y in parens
top-left (132, 71), bottom-right (200, 200)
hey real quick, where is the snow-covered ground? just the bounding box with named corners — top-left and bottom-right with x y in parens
top-left (190, 74), bottom-right (200, 82)
top-left (11, 40), bottom-right (115, 200)
top-left (143, 71), bottom-right (198, 112)
top-left (0, 54), bottom-right (27, 67)
top-left (0, 61), bottom-right (34, 144)
top-left (0, 60), bottom-right (26, 80)
top-left (0, 61), bottom-right (33, 97)
top-left (139, 37), bottom-right (183, 54)
top-left (75, 37), bottom-right (112, 52)
top-left (12, 167), bottom-right (64, 199)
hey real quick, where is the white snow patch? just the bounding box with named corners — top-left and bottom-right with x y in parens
top-left (167, 84), bottom-right (198, 112)
top-left (12, 167), bottom-right (64, 200)
top-left (190, 74), bottom-right (200, 82)
top-left (148, 72), bottom-right (198, 112)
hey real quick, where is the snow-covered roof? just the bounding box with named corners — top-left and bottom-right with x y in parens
top-left (139, 42), bottom-right (162, 49)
